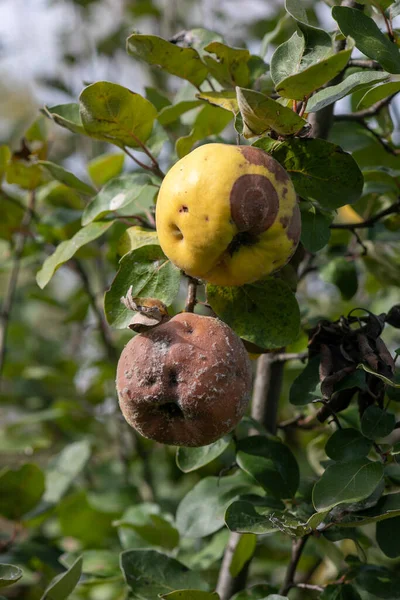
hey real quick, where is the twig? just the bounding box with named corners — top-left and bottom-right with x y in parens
top-left (0, 190), bottom-right (36, 388)
top-left (270, 351), bottom-right (308, 363)
top-left (278, 414), bottom-right (316, 430)
top-left (123, 146), bottom-right (165, 179)
top-left (207, 77), bottom-right (216, 92)
top-left (280, 535), bottom-right (310, 595)
top-left (72, 259), bottom-right (117, 361)
top-left (296, 582), bottom-right (324, 592)
top-left (330, 200), bottom-right (400, 230)
top-left (381, 7), bottom-right (395, 42)
top-left (251, 355), bottom-right (284, 434)
top-left (348, 59), bottom-right (382, 69)
top-left (184, 276), bottom-right (198, 313)
top-left (216, 533), bottom-right (253, 600)
top-left (335, 94), bottom-right (398, 121)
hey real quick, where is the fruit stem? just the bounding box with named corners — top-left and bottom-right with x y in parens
top-left (184, 276), bottom-right (198, 313)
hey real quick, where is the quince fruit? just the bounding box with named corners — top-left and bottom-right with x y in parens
top-left (156, 143), bottom-right (301, 286)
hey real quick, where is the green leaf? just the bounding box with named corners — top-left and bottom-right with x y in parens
top-left (82, 173), bottom-right (155, 225)
top-left (79, 81), bottom-right (157, 148)
top-left (120, 550), bottom-right (208, 598)
top-left (229, 534), bottom-right (256, 577)
top-left (270, 31), bottom-right (305, 86)
top-left (332, 6), bottom-right (400, 74)
top-left (0, 146), bottom-right (11, 182)
top-left (41, 556), bottom-right (82, 600)
top-left (285, 0), bottom-right (333, 67)
top-left (176, 472), bottom-right (262, 538)
top-left (87, 152), bottom-right (124, 187)
top-left (162, 593), bottom-right (219, 600)
top-left (321, 257), bottom-right (358, 300)
top-left (325, 429), bottom-right (372, 462)
top-left (38, 161), bottom-right (96, 196)
top-left (225, 500), bottom-right (283, 535)
top-left (231, 584), bottom-right (277, 600)
top-left (115, 511), bottom-right (179, 551)
top-left (300, 204), bottom-right (333, 252)
top-left (127, 34), bottom-right (208, 87)
top-left (58, 491), bottom-right (116, 547)
top-left (176, 436), bottom-right (231, 473)
top-left (320, 584), bottom-right (362, 600)
top-left (157, 101), bottom-right (202, 126)
top-left (307, 71), bottom-right (389, 113)
top-left (376, 516), bottom-right (400, 558)
top-left (176, 104), bottom-right (232, 158)
top-left (0, 565), bottom-right (23, 589)
top-left (6, 160), bottom-right (44, 190)
top-left (313, 458), bottom-right (384, 512)
top-left (275, 43), bottom-right (353, 100)
top-left (236, 435), bottom-right (300, 499)
top-left (355, 564), bottom-right (400, 598)
top-left (361, 405), bottom-right (396, 440)
top-left (117, 226), bottom-right (159, 256)
top-left (42, 103), bottom-right (86, 135)
top-left (254, 137), bottom-right (364, 208)
top-left (36, 221), bottom-right (113, 289)
top-left (236, 87), bottom-right (306, 137)
top-left (206, 279), bottom-right (300, 351)
top-left (104, 245), bottom-right (180, 329)
top-left (197, 91), bottom-right (238, 113)
top-left (289, 356), bottom-right (321, 405)
top-left (358, 79), bottom-right (400, 109)
top-left (203, 42), bottom-right (251, 87)
top-left (60, 550), bottom-right (119, 578)
top-left (0, 464), bottom-right (45, 520)
top-left (43, 440), bottom-right (91, 505)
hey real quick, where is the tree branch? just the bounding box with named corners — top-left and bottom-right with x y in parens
top-left (216, 533), bottom-right (253, 600)
top-left (335, 93), bottom-right (398, 121)
top-left (0, 190), bottom-right (36, 388)
top-left (72, 259), bottom-right (117, 362)
top-left (251, 355), bottom-right (284, 435)
top-left (184, 276), bottom-right (198, 313)
top-left (348, 59), bottom-right (382, 69)
top-left (279, 535), bottom-right (310, 596)
top-left (330, 200), bottom-right (400, 230)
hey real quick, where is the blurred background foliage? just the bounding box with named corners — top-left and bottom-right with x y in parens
top-left (1, 0), bottom-right (400, 599)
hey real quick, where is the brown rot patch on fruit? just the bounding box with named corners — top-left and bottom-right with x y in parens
top-left (239, 146), bottom-right (290, 184)
top-left (230, 174), bottom-right (279, 235)
top-left (280, 215), bottom-right (290, 228)
top-left (159, 401), bottom-right (184, 418)
top-left (204, 215), bottom-right (209, 221)
top-left (287, 203), bottom-right (301, 243)
top-left (179, 205), bottom-right (188, 213)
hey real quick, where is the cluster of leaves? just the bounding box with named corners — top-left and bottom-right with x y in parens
top-left (1, 0), bottom-right (400, 599)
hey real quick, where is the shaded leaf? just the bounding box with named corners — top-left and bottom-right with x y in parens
top-left (82, 173), bottom-right (155, 225)
top-left (254, 137), bottom-right (364, 208)
top-left (325, 429), bottom-right (372, 462)
top-left (206, 279), bottom-right (300, 350)
top-left (104, 245), bottom-right (180, 329)
top-left (300, 204), bottom-right (333, 252)
top-left (127, 34), bottom-right (208, 87)
top-left (79, 81), bottom-right (157, 149)
top-left (236, 87), bottom-right (306, 137)
top-left (176, 472), bottom-right (262, 538)
top-left (332, 6), bottom-right (400, 74)
top-left (320, 584), bottom-right (361, 600)
top-left (321, 257), bottom-right (358, 300)
top-left (307, 71), bottom-right (389, 113)
top-left (376, 516), bottom-right (400, 558)
top-left (120, 550), bottom-right (208, 597)
top-left (0, 146), bottom-right (11, 182)
top-left (115, 511), bottom-right (179, 551)
top-left (0, 565), bottom-right (23, 589)
top-left (44, 440), bottom-right (91, 505)
top-left (36, 221), bottom-right (113, 289)
top-left (361, 405), bottom-right (396, 440)
top-left (313, 458), bottom-right (384, 511)
top-left (38, 161), bottom-right (96, 196)
top-left (0, 464), bottom-right (45, 520)
top-left (42, 103), bottom-right (86, 135)
top-left (176, 436), bottom-right (231, 473)
top-left (41, 556), bottom-right (82, 600)
top-left (231, 584), bottom-right (276, 600)
top-left (236, 435), bottom-right (300, 499)
top-left (289, 356), bottom-right (321, 405)
top-left (162, 593), bottom-right (219, 600)
top-left (355, 564), bottom-right (400, 598)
